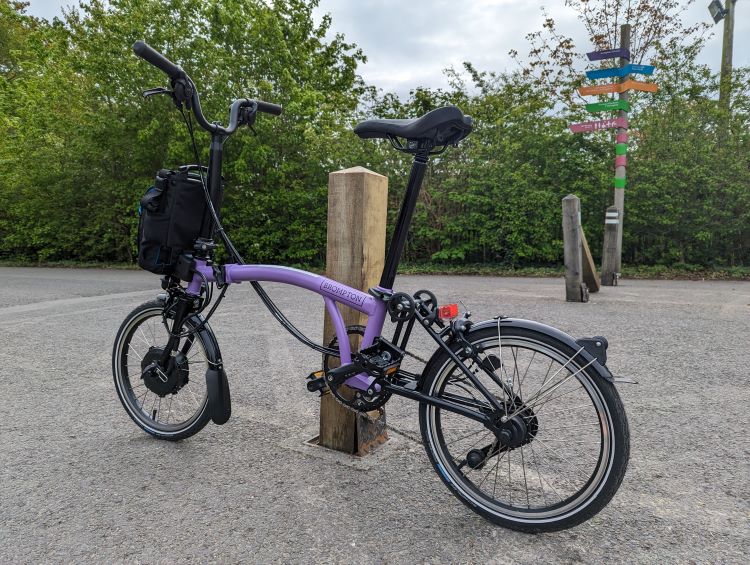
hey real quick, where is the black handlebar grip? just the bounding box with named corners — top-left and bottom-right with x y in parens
top-left (132, 40), bottom-right (182, 79)
top-left (256, 100), bottom-right (283, 116)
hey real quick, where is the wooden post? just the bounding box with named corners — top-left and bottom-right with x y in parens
top-left (601, 206), bottom-right (620, 286)
top-left (319, 166), bottom-right (389, 455)
top-left (562, 194), bottom-right (588, 302)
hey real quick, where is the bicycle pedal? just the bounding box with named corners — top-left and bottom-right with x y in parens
top-left (357, 338), bottom-right (404, 378)
top-left (306, 371), bottom-right (328, 396)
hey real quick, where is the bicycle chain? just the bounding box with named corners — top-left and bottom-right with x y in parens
top-left (404, 349), bottom-right (430, 365)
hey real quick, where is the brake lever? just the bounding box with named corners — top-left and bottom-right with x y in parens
top-left (171, 78), bottom-right (194, 110)
top-left (142, 87), bottom-right (172, 98)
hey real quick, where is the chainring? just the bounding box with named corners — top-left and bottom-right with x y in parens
top-left (322, 325), bottom-right (392, 413)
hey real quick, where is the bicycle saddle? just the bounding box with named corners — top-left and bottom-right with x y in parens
top-left (354, 106), bottom-right (473, 146)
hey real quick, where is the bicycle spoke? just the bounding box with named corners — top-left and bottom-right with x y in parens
top-left (529, 441), bottom-right (563, 503)
top-left (520, 351), bottom-right (536, 391)
top-left (492, 448), bottom-right (502, 497)
top-left (520, 445), bottom-right (531, 508)
top-left (507, 446), bottom-right (512, 506)
top-left (505, 358), bottom-right (596, 420)
top-left (534, 437), bottom-right (593, 478)
top-left (445, 427), bottom-right (491, 448)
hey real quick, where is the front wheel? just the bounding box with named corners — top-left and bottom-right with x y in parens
top-left (419, 324), bottom-right (629, 532)
top-left (112, 300), bottom-right (212, 440)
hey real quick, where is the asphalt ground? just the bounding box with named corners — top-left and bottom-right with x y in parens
top-left (0, 267), bottom-right (748, 564)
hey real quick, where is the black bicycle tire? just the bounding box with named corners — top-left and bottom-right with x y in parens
top-left (418, 325), bottom-right (629, 532)
top-left (112, 300), bottom-right (211, 441)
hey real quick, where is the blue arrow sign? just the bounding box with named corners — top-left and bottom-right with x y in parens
top-left (628, 64), bottom-right (655, 75)
top-left (586, 63), bottom-right (655, 80)
top-left (586, 48), bottom-right (630, 61)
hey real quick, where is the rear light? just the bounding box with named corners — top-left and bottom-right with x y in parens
top-left (438, 303), bottom-right (459, 320)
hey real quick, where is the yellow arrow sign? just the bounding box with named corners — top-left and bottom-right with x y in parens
top-left (578, 79), bottom-right (658, 96)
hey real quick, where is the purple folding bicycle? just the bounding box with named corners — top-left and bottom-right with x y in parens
top-left (113, 42), bottom-right (629, 532)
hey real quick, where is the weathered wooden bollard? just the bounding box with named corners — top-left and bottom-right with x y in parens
top-left (562, 194), bottom-right (589, 302)
top-left (319, 166), bottom-right (389, 455)
top-left (601, 206), bottom-right (620, 286)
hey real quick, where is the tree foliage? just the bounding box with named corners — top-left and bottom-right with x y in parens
top-left (0, 0), bottom-right (748, 269)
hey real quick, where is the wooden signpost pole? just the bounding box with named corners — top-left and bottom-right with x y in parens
top-left (601, 207), bottom-right (620, 286)
top-left (319, 166), bottom-right (389, 455)
top-left (602, 23), bottom-right (631, 286)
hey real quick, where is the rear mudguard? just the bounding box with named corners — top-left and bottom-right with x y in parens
top-left (420, 317), bottom-right (614, 390)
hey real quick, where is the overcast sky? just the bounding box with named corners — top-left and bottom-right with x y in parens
top-left (24, 0), bottom-right (749, 97)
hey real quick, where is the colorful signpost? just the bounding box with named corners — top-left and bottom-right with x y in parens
top-left (586, 48), bottom-right (630, 61)
top-left (585, 63), bottom-right (655, 80)
top-left (578, 79), bottom-right (658, 96)
top-left (569, 117), bottom-right (628, 133)
top-left (569, 24), bottom-right (659, 287)
top-left (585, 100), bottom-right (630, 113)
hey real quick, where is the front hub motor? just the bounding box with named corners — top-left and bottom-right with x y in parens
top-left (141, 347), bottom-right (189, 397)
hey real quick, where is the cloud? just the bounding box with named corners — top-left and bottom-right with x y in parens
top-left (315, 0), bottom-right (749, 98)
top-left (24, 0), bottom-right (750, 99)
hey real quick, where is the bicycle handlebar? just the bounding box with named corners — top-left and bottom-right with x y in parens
top-left (132, 40), bottom-right (282, 134)
top-left (256, 100), bottom-right (283, 116)
top-left (133, 40), bottom-right (183, 79)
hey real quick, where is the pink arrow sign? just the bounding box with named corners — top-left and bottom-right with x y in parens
top-left (569, 117), bottom-right (628, 133)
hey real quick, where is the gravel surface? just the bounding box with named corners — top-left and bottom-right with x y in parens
top-left (1, 267), bottom-right (748, 564)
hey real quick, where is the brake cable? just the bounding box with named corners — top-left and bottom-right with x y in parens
top-left (179, 105), bottom-right (339, 357)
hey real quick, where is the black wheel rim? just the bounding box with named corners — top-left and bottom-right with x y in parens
top-left (425, 334), bottom-right (614, 523)
top-left (115, 307), bottom-right (208, 434)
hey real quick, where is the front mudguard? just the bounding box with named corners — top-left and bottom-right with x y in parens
top-left (188, 313), bottom-right (231, 425)
top-left (156, 293), bottom-right (231, 424)
top-left (425, 317), bottom-right (614, 386)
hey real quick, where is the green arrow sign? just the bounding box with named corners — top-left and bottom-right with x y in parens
top-left (586, 100), bottom-right (630, 113)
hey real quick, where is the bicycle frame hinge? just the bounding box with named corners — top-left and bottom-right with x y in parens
top-left (368, 287), bottom-right (393, 301)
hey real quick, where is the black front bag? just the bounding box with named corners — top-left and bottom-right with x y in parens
top-left (137, 168), bottom-right (210, 276)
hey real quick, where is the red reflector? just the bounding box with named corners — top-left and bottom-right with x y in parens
top-left (438, 304), bottom-right (459, 320)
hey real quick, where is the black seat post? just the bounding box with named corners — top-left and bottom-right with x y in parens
top-left (379, 151), bottom-right (429, 289)
top-left (202, 135), bottom-right (225, 239)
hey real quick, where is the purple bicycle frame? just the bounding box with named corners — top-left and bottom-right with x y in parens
top-left (187, 260), bottom-right (388, 391)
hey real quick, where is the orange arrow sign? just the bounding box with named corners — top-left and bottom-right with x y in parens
top-left (578, 79), bottom-right (658, 96)
top-left (623, 79), bottom-right (658, 93)
top-left (579, 83), bottom-right (622, 95)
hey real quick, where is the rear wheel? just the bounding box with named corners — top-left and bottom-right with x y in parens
top-left (419, 325), bottom-right (629, 532)
top-left (112, 300), bottom-right (211, 440)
